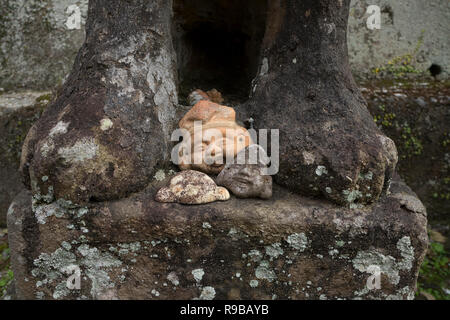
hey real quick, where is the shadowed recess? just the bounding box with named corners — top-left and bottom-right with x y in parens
top-left (172, 0), bottom-right (268, 103)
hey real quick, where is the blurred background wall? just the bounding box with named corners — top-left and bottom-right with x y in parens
top-left (0, 0), bottom-right (448, 91)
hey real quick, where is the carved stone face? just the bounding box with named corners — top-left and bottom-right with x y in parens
top-left (178, 100), bottom-right (252, 174)
top-left (216, 145), bottom-right (272, 199)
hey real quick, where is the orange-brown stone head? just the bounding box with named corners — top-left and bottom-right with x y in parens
top-left (178, 100), bottom-right (252, 174)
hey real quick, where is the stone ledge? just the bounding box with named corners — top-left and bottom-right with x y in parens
top-left (7, 174), bottom-right (428, 300)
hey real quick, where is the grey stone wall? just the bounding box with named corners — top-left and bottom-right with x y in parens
top-left (348, 0), bottom-right (449, 80)
top-left (0, 0), bottom-right (448, 90)
top-left (0, 0), bottom-right (88, 91)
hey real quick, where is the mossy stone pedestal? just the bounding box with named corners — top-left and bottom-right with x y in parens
top-left (8, 175), bottom-right (427, 300)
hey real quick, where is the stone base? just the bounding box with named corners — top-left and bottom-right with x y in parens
top-left (7, 174), bottom-right (428, 300)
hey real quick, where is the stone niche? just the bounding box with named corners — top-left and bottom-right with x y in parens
top-left (8, 0), bottom-right (428, 300)
top-left (172, 0), bottom-right (268, 102)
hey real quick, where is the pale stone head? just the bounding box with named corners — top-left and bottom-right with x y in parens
top-left (178, 100), bottom-right (252, 175)
top-left (155, 170), bottom-right (230, 205)
top-left (216, 145), bottom-right (272, 199)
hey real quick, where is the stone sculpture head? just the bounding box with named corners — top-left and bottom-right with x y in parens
top-left (217, 144), bottom-right (272, 199)
top-left (155, 170), bottom-right (230, 204)
top-left (178, 100), bottom-right (252, 174)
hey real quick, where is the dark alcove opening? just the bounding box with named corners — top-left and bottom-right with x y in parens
top-left (172, 0), bottom-right (268, 104)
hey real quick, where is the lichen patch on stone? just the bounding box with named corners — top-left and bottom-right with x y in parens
top-left (49, 121), bottom-right (69, 137)
top-left (100, 118), bottom-right (113, 131)
top-left (167, 272), bottom-right (180, 286)
top-left (40, 139), bottom-right (55, 158)
top-left (202, 222), bottom-right (212, 229)
top-left (286, 233), bottom-right (308, 251)
top-left (343, 189), bottom-right (363, 204)
top-left (352, 237), bottom-right (416, 293)
top-left (249, 280), bottom-right (259, 288)
top-left (352, 250), bottom-right (399, 285)
top-left (255, 260), bottom-right (276, 282)
top-left (57, 137), bottom-right (98, 163)
top-left (315, 165), bottom-right (328, 176)
top-left (192, 268), bottom-right (205, 283)
top-left (396, 236), bottom-right (415, 271)
top-left (34, 201), bottom-right (65, 224)
top-left (154, 169), bottom-right (166, 181)
top-left (248, 249), bottom-right (263, 262)
top-left (265, 243), bottom-right (284, 259)
top-left (199, 286), bottom-right (216, 300)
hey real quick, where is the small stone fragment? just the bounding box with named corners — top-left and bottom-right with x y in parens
top-left (155, 170), bottom-right (230, 204)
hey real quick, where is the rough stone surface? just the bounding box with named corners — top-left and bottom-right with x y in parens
top-left (0, 0), bottom-right (88, 91)
top-left (348, 0), bottom-right (449, 80)
top-left (7, 174), bottom-right (427, 300)
top-left (239, 0), bottom-right (398, 206)
top-left (155, 170), bottom-right (230, 204)
top-left (0, 92), bottom-right (49, 226)
top-left (19, 0), bottom-right (179, 204)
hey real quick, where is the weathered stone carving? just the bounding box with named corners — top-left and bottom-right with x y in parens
top-left (178, 100), bottom-right (252, 175)
top-left (217, 145), bottom-right (272, 199)
top-left (18, 0), bottom-right (399, 208)
top-left (8, 0), bottom-right (428, 301)
top-left (155, 170), bottom-right (230, 204)
top-left (239, 0), bottom-right (398, 206)
top-left (19, 1), bottom-right (179, 204)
